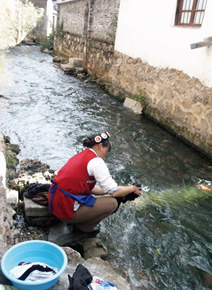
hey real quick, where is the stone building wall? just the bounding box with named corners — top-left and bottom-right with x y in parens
top-left (57, 0), bottom-right (120, 41)
top-left (58, 0), bottom-right (89, 36)
top-left (54, 1), bottom-right (212, 159)
top-left (55, 0), bottom-right (120, 69)
top-left (89, 0), bottom-right (120, 41)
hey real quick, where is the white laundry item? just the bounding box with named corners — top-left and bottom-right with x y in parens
top-left (9, 262), bottom-right (58, 282)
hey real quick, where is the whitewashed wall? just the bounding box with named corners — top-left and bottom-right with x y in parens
top-left (115, 0), bottom-right (212, 87)
top-left (46, 0), bottom-right (54, 36)
top-left (30, 0), bottom-right (53, 36)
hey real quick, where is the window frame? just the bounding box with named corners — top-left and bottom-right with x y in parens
top-left (175, 0), bottom-right (207, 27)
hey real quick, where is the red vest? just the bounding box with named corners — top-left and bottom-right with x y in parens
top-left (48, 148), bottom-right (97, 219)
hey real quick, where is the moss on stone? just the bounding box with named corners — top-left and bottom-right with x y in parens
top-left (5, 151), bottom-right (19, 170)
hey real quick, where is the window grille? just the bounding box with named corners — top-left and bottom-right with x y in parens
top-left (175, 0), bottom-right (207, 26)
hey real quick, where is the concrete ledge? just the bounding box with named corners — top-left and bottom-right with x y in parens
top-left (69, 58), bottom-right (83, 67)
top-left (24, 197), bottom-right (52, 217)
top-left (60, 63), bottom-right (75, 72)
top-left (24, 197), bottom-right (59, 227)
top-left (60, 58), bottom-right (84, 73)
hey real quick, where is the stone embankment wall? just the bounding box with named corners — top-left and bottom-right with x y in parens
top-left (0, 134), bottom-right (16, 258)
top-left (54, 0), bottom-right (212, 158)
top-left (108, 52), bottom-right (212, 158)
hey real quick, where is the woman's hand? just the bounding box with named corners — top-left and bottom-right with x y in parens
top-left (129, 184), bottom-right (142, 197)
top-left (111, 184), bottom-right (142, 198)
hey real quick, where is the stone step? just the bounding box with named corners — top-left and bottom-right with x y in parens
top-left (24, 197), bottom-right (51, 217)
top-left (48, 222), bottom-right (100, 247)
top-left (69, 58), bottom-right (83, 67)
top-left (48, 222), bottom-right (78, 246)
top-left (60, 63), bottom-right (75, 72)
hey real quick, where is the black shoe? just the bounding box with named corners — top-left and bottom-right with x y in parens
top-left (73, 225), bottom-right (100, 236)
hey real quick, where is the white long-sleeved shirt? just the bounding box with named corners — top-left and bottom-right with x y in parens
top-left (74, 149), bottom-right (118, 211)
top-left (87, 149), bottom-right (118, 194)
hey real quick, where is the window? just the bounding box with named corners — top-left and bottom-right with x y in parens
top-left (175, 0), bottom-right (207, 26)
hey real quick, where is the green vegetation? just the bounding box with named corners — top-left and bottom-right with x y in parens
top-left (108, 87), bottom-right (115, 94)
top-left (55, 23), bottom-right (65, 39)
top-left (40, 22), bottom-right (65, 51)
top-left (40, 33), bottom-right (54, 51)
top-left (85, 74), bottom-right (97, 83)
top-left (60, 57), bottom-right (69, 64)
top-left (5, 151), bottom-right (19, 170)
top-left (134, 185), bottom-right (212, 210)
top-left (131, 87), bottom-right (146, 106)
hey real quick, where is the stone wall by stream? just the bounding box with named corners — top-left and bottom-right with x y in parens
top-left (107, 52), bottom-right (212, 158)
top-left (54, 0), bottom-right (212, 159)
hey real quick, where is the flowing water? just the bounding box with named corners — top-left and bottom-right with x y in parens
top-left (0, 45), bottom-right (212, 289)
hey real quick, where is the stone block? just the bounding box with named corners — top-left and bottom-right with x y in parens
top-left (6, 189), bottom-right (18, 206)
top-left (82, 238), bottom-right (108, 260)
top-left (48, 223), bottom-right (100, 247)
top-left (48, 222), bottom-right (74, 246)
top-left (25, 216), bottom-right (59, 227)
top-left (123, 97), bottom-right (143, 114)
top-left (24, 197), bottom-right (59, 227)
top-left (24, 197), bottom-right (52, 217)
top-left (53, 56), bottom-right (63, 63)
top-left (69, 58), bottom-right (83, 68)
top-left (75, 67), bottom-right (85, 73)
top-left (60, 63), bottom-right (74, 73)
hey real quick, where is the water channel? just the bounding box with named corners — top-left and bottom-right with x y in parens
top-left (0, 45), bottom-right (211, 289)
